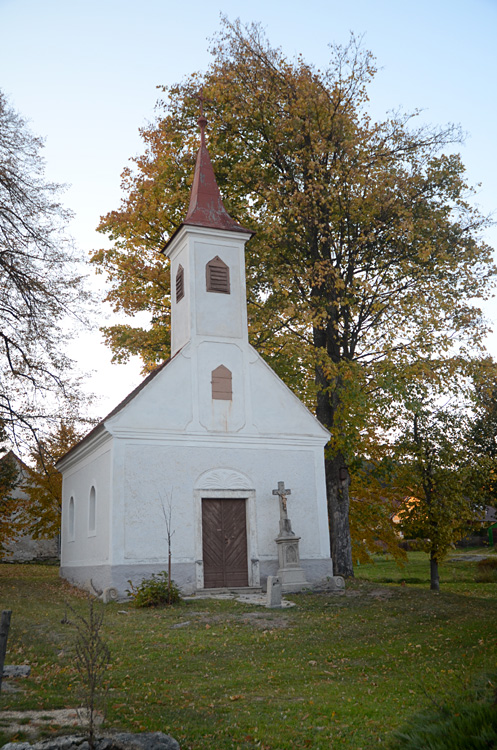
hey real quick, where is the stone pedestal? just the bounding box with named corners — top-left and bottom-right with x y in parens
top-left (275, 534), bottom-right (309, 592)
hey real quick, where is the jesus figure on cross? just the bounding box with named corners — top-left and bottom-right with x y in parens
top-left (272, 481), bottom-right (291, 515)
top-left (272, 481), bottom-right (295, 536)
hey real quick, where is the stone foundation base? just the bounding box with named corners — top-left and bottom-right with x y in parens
top-left (60, 562), bottom-right (198, 600)
top-left (60, 556), bottom-right (335, 600)
top-left (275, 565), bottom-right (308, 592)
top-left (259, 557), bottom-right (334, 590)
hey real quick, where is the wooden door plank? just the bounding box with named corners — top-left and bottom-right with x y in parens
top-left (223, 499), bottom-right (249, 587)
top-left (202, 499), bottom-right (225, 588)
top-left (202, 498), bottom-right (249, 588)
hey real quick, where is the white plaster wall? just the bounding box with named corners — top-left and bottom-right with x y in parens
top-left (108, 343), bottom-right (327, 443)
top-left (116, 438), bottom-right (330, 568)
top-left (166, 227), bottom-right (250, 354)
top-left (108, 352), bottom-right (193, 433)
top-left (121, 441), bottom-right (195, 563)
top-left (107, 436), bottom-right (125, 567)
top-left (197, 341), bottom-right (246, 432)
top-left (250, 351), bottom-right (328, 437)
top-left (60, 441), bottom-right (112, 567)
top-left (170, 234), bottom-right (191, 355)
top-left (193, 239), bottom-right (246, 340)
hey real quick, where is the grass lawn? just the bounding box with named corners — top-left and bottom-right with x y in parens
top-left (1, 551), bottom-right (496, 749)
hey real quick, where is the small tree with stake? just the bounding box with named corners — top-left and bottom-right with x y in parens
top-left (70, 597), bottom-right (111, 749)
top-left (160, 490), bottom-right (175, 605)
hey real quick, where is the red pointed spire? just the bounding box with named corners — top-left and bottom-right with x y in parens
top-left (162, 93), bottom-right (253, 255)
top-left (182, 93), bottom-right (252, 235)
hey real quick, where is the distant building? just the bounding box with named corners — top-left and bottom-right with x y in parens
top-left (1, 451), bottom-right (59, 562)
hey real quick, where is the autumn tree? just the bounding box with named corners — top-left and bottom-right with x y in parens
top-left (18, 421), bottom-right (83, 543)
top-left (0, 90), bottom-right (89, 447)
top-left (92, 20), bottom-right (495, 575)
top-left (394, 372), bottom-right (490, 590)
top-left (468, 371), bottom-right (497, 507)
top-left (348, 454), bottom-right (408, 565)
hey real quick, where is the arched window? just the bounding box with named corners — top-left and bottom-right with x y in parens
top-left (176, 264), bottom-right (184, 302)
top-left (89, 486), bottom-right (96, 535)
top-left (68, 496), bottom-right (75, 541)
top-left (206, 256), bottom-right (230, 294)
top-left (211, 365), bottom-right (232, 400)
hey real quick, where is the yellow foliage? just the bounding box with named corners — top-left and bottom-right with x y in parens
top-left (91, 20), bottom-right (496, 572)
top-left (19, 422), bottom-right (84, 540)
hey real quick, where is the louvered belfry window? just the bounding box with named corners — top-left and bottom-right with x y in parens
top-left (176, 265), bottom-right (185, 302)
top-left (211, 365), bottom-right (232, 400)
top-left (206, 256), bottom-right (230, 294)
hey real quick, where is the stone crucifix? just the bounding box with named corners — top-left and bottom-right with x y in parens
top-left (272, 481), bottom-right (294, 537)
top-left (271, 481), bottom-right (308, 591)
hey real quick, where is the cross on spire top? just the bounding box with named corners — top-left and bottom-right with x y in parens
top-left (196, 88), bottom-right (206, 117)
top-left (196, 88), bottom-right (208, 145)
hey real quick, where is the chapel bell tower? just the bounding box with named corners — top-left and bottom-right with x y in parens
top-left (162, 106), bottom-right (253, 357)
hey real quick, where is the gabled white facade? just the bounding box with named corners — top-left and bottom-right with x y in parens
top-left (59, 147), bottom-right (334, 597)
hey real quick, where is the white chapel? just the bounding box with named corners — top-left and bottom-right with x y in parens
top-left (58, 112), bottom-right (335, 597)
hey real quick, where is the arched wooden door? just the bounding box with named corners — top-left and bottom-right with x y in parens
top-left (202, 498), bottom-right (249, 588)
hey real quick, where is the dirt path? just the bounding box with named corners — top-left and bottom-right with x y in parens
top-left (0, 709), bottom-right (102, 737)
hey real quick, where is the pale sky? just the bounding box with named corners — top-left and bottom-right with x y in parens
top-left (1, 0), bottom-right (496, 421)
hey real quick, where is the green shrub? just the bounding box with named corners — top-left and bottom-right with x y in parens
top-left (391, 675), bottom-right (497, 750)
top-left (126, 571), bottom-right (181, 607)
top-left (475, 558), bottom-right (497, 583)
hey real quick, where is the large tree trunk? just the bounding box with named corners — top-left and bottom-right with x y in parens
top-left (314, 320), bottom-right (354, 577)
top-left (326, 455), bottom-right (354, 576)
top-left (430, 552), bottom-right (440, 591)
